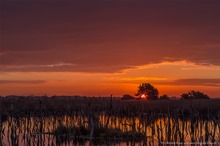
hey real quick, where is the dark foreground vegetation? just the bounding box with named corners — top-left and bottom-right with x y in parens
top-left (0, 96), bottom-right (220, 145)
top-left (0, 96), bottom-right (219, 117)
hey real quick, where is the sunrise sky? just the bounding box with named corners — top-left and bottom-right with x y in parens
top-left (0, 0), bottom-right (220, 97)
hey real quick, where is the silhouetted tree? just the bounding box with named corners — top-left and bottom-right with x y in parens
top-left (159, 94), bottom-right (169, 100)
top-left (181, 90), bottom-right (209, 99)
top-left (136, 83), bottom-right (159, 100)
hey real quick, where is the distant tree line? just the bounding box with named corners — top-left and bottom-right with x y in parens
top-left (121, 83), bottom-right (210, 100)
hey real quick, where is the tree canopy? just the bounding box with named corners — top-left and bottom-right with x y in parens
top-left (181, 90), bottom-right (210, 99)
top-left (136, 83), bottom-right (159, 100)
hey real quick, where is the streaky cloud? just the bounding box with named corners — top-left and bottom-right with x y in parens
top-left (0, 80), bottom-right (47, 84)
top-left (171, 79), bottom-right (220, 87)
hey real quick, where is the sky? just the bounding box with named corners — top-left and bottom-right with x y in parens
top-left (0, 0), bottom-right (220, 97)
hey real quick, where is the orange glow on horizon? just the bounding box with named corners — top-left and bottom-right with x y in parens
top-left (0, 61), bottom-right (220, 97)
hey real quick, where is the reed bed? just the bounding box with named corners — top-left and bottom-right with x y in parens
top-left (0, 96), bottom-right (220, 145)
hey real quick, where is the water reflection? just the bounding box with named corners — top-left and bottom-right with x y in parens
top-left (1, 114), bottom-right (220, 146)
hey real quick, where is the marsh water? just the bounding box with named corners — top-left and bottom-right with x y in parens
top-left (1, 113), bottom-right (220, 146)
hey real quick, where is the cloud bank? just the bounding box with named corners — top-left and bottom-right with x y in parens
top-left (1, 1), bottom-right (219, 73)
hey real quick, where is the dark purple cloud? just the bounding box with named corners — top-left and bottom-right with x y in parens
top-left (110, 78), bottom-right (220, 87)
top-left (1, 0), bottom-right (219, 72)
top-left (0, 80), bottom-right (47, 84)
top-left (171, 79), bottom-right (220, 86)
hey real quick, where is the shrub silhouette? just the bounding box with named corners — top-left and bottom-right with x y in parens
top-left (181, 90), bottom-right (209, 99)
top-left (159, 94), bottom-right (169, 100)
top-left (121, 94), bottom-right (135, 100)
